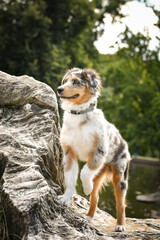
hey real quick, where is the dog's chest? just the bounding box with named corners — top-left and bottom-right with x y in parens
top-left (61, 114), bottom-right (96, 161)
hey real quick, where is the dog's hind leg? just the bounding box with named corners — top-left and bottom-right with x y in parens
top-left (112, 163), bottom-right (129, 232)
top-left (86, 166), bottom-right (107, 221)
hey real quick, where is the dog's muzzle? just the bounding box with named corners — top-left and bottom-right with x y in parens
top-left (57, 87), bottom-right (64, 94)
top-left (57, 86), bottom-right (79, 99)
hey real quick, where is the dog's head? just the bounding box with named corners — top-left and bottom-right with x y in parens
top-left (57, 68), bottom-right (101, 107)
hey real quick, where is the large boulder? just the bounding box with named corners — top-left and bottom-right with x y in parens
top-left (0, 71), bottom-right (159, 240)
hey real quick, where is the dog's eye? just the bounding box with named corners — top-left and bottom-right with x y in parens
top-left (72, 79), bottom-right (80, 86)
top-left (62, 79), bottom-right (67, 84)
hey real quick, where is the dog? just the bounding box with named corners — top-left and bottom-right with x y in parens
top-left (57, 68), bottom-right (131, 232)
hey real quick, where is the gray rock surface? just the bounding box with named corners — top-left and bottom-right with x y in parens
top-left (136, 188), bottom-right (160, 204)
top-left (72, 195), bottom-right (160, 240)
top-left (0, 71), bottom-right (160, 240)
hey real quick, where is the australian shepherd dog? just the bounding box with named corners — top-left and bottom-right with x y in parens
top-left (57, 68), bottom-right (131, 232)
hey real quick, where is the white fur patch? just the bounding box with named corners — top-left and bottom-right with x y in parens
top-left (85, 216), bottom-right (93, 223)
top-left (61, 108), bottom-right (108, 163)
top-left (58, 190), bottom-right (73, 206)
top-left (59, 159), bottom-right (78, 206)
top-left (115, 224), bottom-right (126, 232)
top-left (80, 164), bottom-right (99, 195)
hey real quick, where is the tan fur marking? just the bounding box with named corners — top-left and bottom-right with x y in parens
top-left (86, 165), bottom-right (108, 217)
top-left (87, 135), bottom-right (99, 170)
top-left (69, 86), bottom-right (92, 105)
top-left (84, 74), bottom-right (89, 80)
top-left (62, 76), bottom-right (69, 84)
top-left (79, 119), bottom-right (88, 126)
top-left (62, 144), bottom-right (78, 171)
top-left (61, 85), bottom-right (79, 98)
top-left (112, 166), bottom-right (126, 226)
top-left (87, 151), bottom-right (94, 168)
top-left (60, 82), bottom-right (92, 105)
top-left (72, 76), bottom-right (78, 81)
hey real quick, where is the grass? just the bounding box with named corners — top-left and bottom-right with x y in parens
top-left (0, 203), bottom-right (9, 240)
top-left (0, 196), bottom-right (21, 240)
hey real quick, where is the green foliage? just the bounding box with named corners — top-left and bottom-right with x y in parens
top-left (0, 0), bottom-right (104, 86)
top-left (48, 44), bottom-right (71, 89)
top-left (0, 0), bottom-right (128, 86)
top-left (98, 30), bottom-right (160, 158)
top-left (0, 0), bottom-right (55, 89)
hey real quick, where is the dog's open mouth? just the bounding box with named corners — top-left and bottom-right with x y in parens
top-left (60, 94), bottom-right (79, 99)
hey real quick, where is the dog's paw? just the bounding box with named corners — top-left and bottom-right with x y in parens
top-left (85, 216), bottom-right (93, 223)
top-left (58, 194), bottom-right (72, 206)
top-left (82, 181), bottom-right (93, 195)
top-left (80, 166), bottom-right (93, 195)
top-left (115, 224), bottom-right (126, 232)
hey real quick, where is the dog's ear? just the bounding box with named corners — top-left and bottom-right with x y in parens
top-left (89, 74), bottom-right (98, 88)
top-left (82, 69), bottom-right (101, 93)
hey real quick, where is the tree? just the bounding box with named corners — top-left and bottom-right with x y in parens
top-left (98, 29), bottom-right (160, 158)
top-left (0, 0), bottom-right (53, 82)
top-left (0, 0), bottom-right (129, 88)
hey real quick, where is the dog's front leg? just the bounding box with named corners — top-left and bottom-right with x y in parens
top-left (80, 151), bottom-right (105, 196)
top-left (58, 148), bottom-right (78, 206)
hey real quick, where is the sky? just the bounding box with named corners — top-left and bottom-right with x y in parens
top-left (94, 0), bottom-right (160, 54)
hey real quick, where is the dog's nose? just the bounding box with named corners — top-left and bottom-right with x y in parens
top-left (57, 87), bottom-right (64, 94)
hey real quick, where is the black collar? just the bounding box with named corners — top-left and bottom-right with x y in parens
top-left (69, 103), bottom-right (96, 115)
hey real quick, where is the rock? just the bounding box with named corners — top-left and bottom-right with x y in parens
top-left (0, 71), bottom-right (63, 187)
top-left (72, 195), bottom-right (160, 240)
top-left (136, 187), bottom-right (160, 204)
top-left (0, 71), bottom-right (160, 240)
